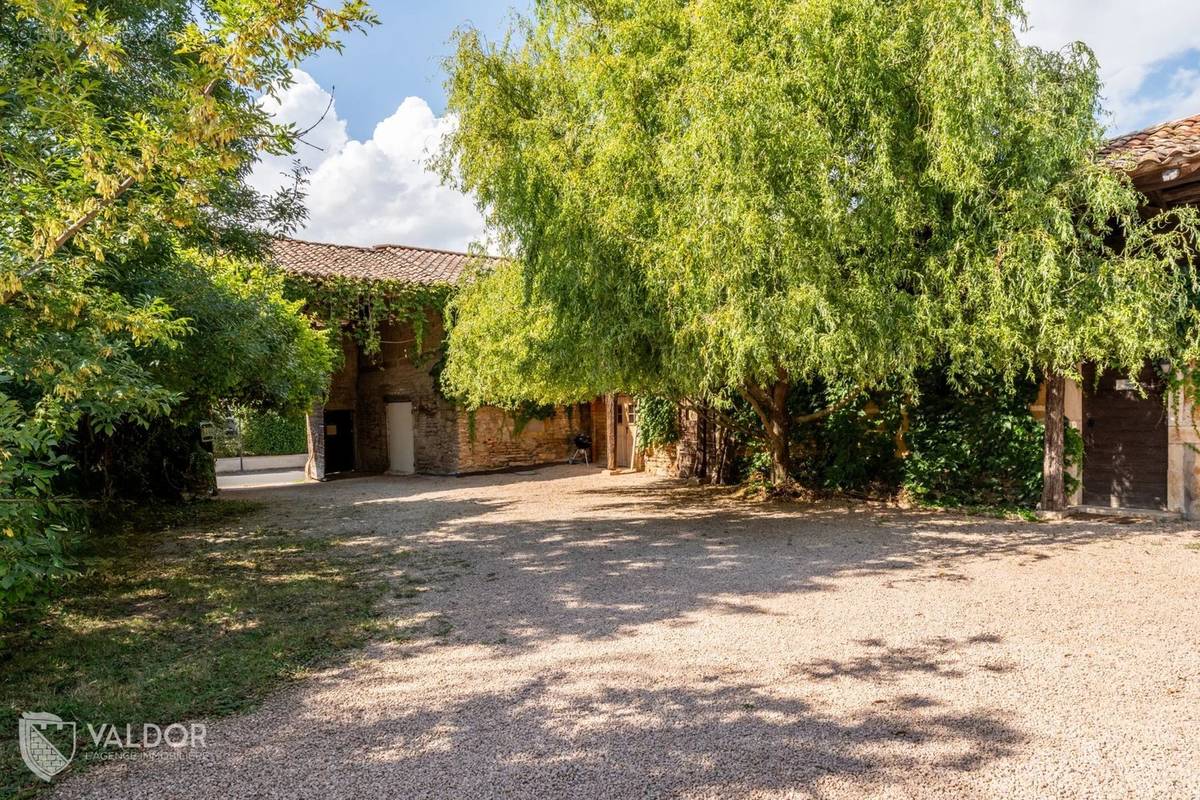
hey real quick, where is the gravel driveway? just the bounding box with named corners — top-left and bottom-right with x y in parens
top-left (55, 466), bottom-right (1200, 799)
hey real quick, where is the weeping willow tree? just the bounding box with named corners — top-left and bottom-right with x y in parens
top-left (439, 0), bottom-right (1199, 493)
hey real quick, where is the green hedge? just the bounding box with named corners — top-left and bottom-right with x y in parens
top-left (902, 383), bottom-right (1080, 510)
top-left (214, 410), bottom-right (307, 457)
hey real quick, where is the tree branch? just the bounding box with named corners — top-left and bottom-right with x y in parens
top-left (18, 52), bottom-right (235, 283)
top-left (794, 385), bottom-right (866, 425)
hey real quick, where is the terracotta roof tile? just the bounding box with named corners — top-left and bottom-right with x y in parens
top-left (271, 237), bottom-right (492, 285)
top-left (1101, 113), bottom-right (1200, 175)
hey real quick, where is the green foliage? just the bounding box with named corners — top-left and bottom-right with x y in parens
top-left (215, 410), bottom-right (308, 458)
top-left (0, 398), bottom-right (83, 611)
top-left (886, 376), bottom-right (1080, 510)
top-left (0, 500), bottom-right (389, 797)
top-left (723, 372), bottom-right (1076, 511)
top-left (638, 397), bottom-right (682, 449)
top-left (438, 0), bottom-right (1200, 481)
top-left (792, 394), bottom-right (902, 493)
top-left (904, 394), bottom-right (1051, 510)
top-left (0, 0), bottom-right (374, 616)
top-left (286, 275), bottom-right (453, 359)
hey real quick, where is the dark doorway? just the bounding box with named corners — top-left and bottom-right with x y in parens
top-left (324, 410), bottom-right (356, 474)
top-left (1082, 363), bottom-right (1168, 510)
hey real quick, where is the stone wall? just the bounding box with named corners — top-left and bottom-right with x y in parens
top-left (355, 313), bottom-right (460, 474)
top-left (639, 403), bottom-right (731, 482)
top-left (326, 336), bottom-right (358, 412)
top-left (642, 442), bottom-right (680, 477)
top-left (307, 309), bottom-right (602, 476)
top-left (456, 403), bottom-right (590, 473)
top-left (589, 398), bottom-right (608, 467)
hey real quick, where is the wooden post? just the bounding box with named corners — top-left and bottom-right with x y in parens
top-left (606, 393), bottom-right (618, 471)
top-left (1041, 372), bottom-right (1066, 514)
top-left (305, 405), bottom-right (326, 482)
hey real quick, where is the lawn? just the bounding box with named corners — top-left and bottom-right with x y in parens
top-left (0, 500), bottom-right (386, 798)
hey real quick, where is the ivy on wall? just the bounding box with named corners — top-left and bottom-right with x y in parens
top-left (638, 397), bottom-right (681, 449)
top-left (284, 275), bottom-right (453, 359)
top-left (511, 401), bottom-right (557, 437)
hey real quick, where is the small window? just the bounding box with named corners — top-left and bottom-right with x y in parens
top-left (616, 405), bottom-right (624, 424)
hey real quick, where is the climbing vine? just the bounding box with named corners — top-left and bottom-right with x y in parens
top-left (285, 275), bottom-right (453, 359)
top-left (638, 397), bottom-right (681, 449)
top-left (511, 400), bottom-right (557, 437)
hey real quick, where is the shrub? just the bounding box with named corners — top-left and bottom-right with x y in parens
top-left (638, 397), bottom-right (681, 449)
top-left (902, 377), bottom-right (1080, 510)
top-left (214, 410), bottom-right (308, 457)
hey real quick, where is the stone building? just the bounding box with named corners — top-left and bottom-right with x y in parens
top-left (274, 114), bottom-right (1200, 514)
top-left (272, 238), bottom-right (610, 479)
top-left (1061, 113), bottom-right (1200, 517)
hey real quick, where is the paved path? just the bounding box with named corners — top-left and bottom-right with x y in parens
top-left (215, 469), bottom-right (307, 490)
top-left (57, 466), bottom-right (1200, 799)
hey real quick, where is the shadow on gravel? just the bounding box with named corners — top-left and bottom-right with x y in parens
top-left (56, 468), bottom-right (1174, 798)
top-left (242, 672), bottom-right (1025, 797)
top-left (231, 467), bottom-right (1179, 655)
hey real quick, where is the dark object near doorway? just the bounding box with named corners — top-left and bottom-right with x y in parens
top-left (324, 410), bottom-right (356, 474)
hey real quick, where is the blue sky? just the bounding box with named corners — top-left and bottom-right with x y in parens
top-left (302, 1), bottom-right (527, 141)
top-left (253, 1), bottom-right (1200, 251)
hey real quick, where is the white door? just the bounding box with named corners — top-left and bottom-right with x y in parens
top-left (386, 402), bottom-right (415, 474)
top-left (616, 397), bottom-right (636, 468)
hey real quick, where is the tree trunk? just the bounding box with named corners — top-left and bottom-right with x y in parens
top-left (744, 379), bottom-right (792, 486)
top-left (1041, 371), bottom-right (1067, 513)
top-left (766, 415), bottom-right (790, 485)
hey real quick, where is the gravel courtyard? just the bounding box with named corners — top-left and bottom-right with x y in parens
top-left (56, 466), bottom-right (1200, 799)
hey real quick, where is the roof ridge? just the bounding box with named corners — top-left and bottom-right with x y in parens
top-left (276, 235), bottom-right (496, 260)
top-left (1107, 112), bottom-right (1200, 145)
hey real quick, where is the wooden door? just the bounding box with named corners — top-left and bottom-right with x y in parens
top-left (1081, 363), bottom-right (1168, 510)
top-left (615, 397), bottom-right (637, 468)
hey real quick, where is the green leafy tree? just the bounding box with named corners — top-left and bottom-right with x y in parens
top-left (439, 0), bottom-right (1199, 493)
top-left (0, 0), bottom-right (375, 611)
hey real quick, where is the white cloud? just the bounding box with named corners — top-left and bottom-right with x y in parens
top-left (1021, 0), bottom-right (1200, 133)
top-left (250, 70), bottom-right (486, 252)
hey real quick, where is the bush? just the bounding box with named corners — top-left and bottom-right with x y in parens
top-left (752, 372), bottom-right (1078, 511)
top-left (792, 391), bottom-right (903, 493)
top-left (902, 377), bottom-right (1080, 510)
top-left (638, 397), bottom-right (681, 449)
top-left (214, 410), bottom-right (308, 457)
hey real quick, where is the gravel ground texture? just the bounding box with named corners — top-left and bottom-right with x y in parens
top-left (54, 465), bottom-right (1200, 800)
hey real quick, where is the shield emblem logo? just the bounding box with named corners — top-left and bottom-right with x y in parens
top-left (19, 711), bottom-right (76, 782)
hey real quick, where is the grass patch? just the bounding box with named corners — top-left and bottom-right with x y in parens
top-left (0, 499), bottom-right (386, 798)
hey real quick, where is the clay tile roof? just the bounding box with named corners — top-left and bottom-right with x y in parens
top-left (271, 237), bottom-right (493, 285)
top-left (1101, 113), bottom-right (1200, 175)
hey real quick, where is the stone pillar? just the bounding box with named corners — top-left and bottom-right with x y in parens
top-left (605, 393), bottom-right (618, 471)
top-left (305, 405), bottom-right (326, 481)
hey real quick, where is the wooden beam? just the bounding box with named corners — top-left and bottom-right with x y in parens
top-left (605, 393), bottom-right (618, 471)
